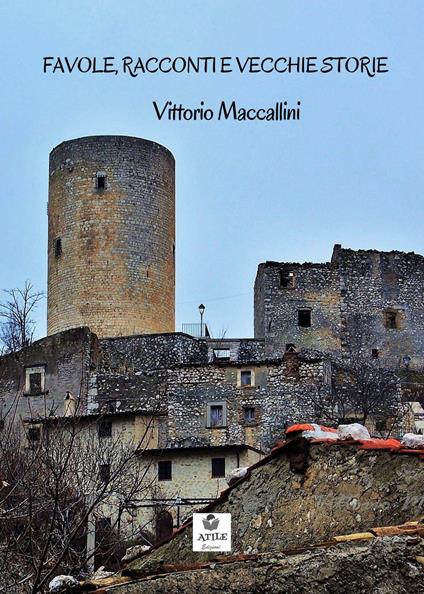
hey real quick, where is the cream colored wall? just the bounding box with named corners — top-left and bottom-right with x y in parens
top-left (132, 447), bottom-right (263, 541)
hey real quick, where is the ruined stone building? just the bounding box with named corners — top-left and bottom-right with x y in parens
top-left (0, 135), bottom-right (423, 543)
top-left (255, 244), bottom-right (424, 372)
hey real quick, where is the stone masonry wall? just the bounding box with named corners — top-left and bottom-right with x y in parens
top-left (255, 244), bottom-right (424, 373)
top-left (337, 247), bottom-right (424, 369)
top-left (47, 135), bottom-right (175, 338)
top-left (0, 327), bottom-right (96, 420)
top-left (166, 355), bottom-right (327, 451)
top-left (254, 260), bottom-right (341, 358)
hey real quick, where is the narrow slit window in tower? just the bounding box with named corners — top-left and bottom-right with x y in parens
top-left (55, 238), bottom-right (62, 258)
top-left (96, 174), bottom-right (106, 190)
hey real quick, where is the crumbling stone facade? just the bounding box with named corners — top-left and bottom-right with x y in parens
top-left (255, 244), bottom-right (424, 375)
top-left (0, 329), bottom-right (328, 452)
top-left (47, 135), bottom-right (175, 339)
top-left (0, 327), bottom-right (96, 420)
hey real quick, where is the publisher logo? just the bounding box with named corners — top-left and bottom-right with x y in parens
top-left (193, 513), bottom-right (231, 552)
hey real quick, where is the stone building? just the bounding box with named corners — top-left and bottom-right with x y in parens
top-left (255, 244), bottom-right (424, 375)
top-left (1, 136), bottom-right (423, 548)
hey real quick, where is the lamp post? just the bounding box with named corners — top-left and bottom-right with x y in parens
top-left (198, 303), bottom-right (205, 337)
top-left (175, 496), bottom-right (182, 527)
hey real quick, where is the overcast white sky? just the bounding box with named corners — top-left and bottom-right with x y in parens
top-left (0, 1), bottom-right (423, 339)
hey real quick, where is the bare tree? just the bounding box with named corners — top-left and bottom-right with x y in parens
top-left (0, 282), bottom-right (45, 354)
top-left (0, 406), bottom-right (157, 593)
top-left (303, 314), bottom-right (406, 436)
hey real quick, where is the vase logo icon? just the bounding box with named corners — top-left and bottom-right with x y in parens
top-left (202, 514), bottom-right (220, 531)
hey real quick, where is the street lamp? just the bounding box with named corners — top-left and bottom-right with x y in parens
top-left (175, 496), bottom-right (182, 527)
top-left (198, 303), bottom-right (205, 337)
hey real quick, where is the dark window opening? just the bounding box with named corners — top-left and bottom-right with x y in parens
top-left (210, 405), bottom-right (224, 427)
top-left (28, 427), bottom-right (40, 443)
top-left (244, 406), bottom-right (256, 423)
top-left (155, 510), bottom-right (173, 543)
top-left (105, 401), bottom-right (116, 413)
top-left (240, 370), bottom-right (252, 386)
top-left (158, 460), bottom-right (172, 481)
top-left (211, 457), bottom-right (226, 478)
top-left (280, 270), bottom-right (295, 288)
top-left (55, 238), bottom-right (62, 258)
top-left (298, 309), bottom-right (311, 328)
top-left (29, 373), bottom-right (42, 394)
top-left (286, 343), bottom-right (296, 352)
top-left (96, 174), bottom-right (106, 190)
top-left (98, 419), bottom-right (112, 438)
top-left (385, 310), bottom-right (399, 330)
top-left (372, 349), bottom-right (379, 358)
top-left (99, 464), bottom-right (111, 483)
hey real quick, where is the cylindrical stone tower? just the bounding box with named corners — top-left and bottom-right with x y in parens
top-left (47, 135), bottom-right (175, 338)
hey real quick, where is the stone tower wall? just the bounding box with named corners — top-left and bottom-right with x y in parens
top-left (47, 135), bottom-right (175, 338)
top-left (254, 245), bottom-right (424, 370)
top-left (254, 261), bottom-right (341, 357)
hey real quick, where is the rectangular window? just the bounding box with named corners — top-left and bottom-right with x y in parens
top-left (29, 373), bottom-right (42, 394)
top-left (211, 457), bottom-right (226, 478)
top-left (98, 419), bottom-right (112, 438)
top-left (158, 460), bottom-right (172, 481)
top-left (96, 174), bottom-right (106, 190)
top-left (55, 238), bottom-right (62, 258)
top-left (240, 370), bottom-right (252, 386)
top-left (99, 464), bottom-right (111, 483)
top-left (210, 405), bottom-right (224, 426)
top-left (280, 270), bottom-right (295, 288)
top-left (25, 366), bottom-right (46, 395)
top-left (213, 349), bottom-right (230, 360)
top-left (244, 406), bottom-right (256, 423)
top-left (372, 349), bottom-right (379, 358)
top-left (385, 310), bottom-right (399, 330)
top-left (207, 402), bottom-right (227, 428)
top-left (298, 309), bottom-right (311, 327)
top-left (27, 426), bottom-right (40, 443)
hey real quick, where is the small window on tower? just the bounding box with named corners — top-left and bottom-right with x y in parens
top-left (298, 309), bottom-right (311, 328)
top-left (372, 349), bottom-right (379, 358)
top-left (280, 270), bottom-right (295, 288)
top-left (384, 310), bottom-right (400, 330)
top-left (55, 238), bottom-right (62, 258)
top-left (96, 174), bottom-right (106, 190)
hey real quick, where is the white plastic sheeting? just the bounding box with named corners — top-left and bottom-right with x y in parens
top-left (49, 575), bottom-right (79, 593)
top-left (401, 433), bottom-right (424, 449)
top-left (337, 423), bottom-right (371, 441)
